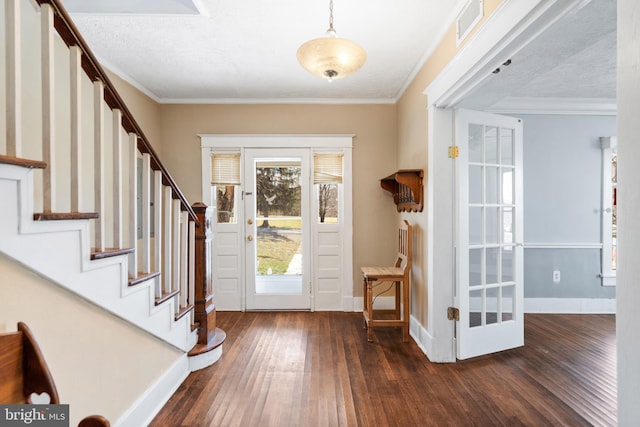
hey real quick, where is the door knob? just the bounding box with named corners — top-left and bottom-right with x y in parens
top-left (247, 235), bottom-right (253, 241)
top-left (247, 218), bottom-right (253, 225)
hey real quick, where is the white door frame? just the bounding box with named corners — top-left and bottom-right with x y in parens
top-left (422, 0), bottom-right (588, 362)
top-left (200, 134), bottom-right (354, 311)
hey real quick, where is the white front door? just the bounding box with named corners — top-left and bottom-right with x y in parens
top-left (455, 109), bottom-right (524, 359)
top-left (244, 149), bottom-right (311, 310)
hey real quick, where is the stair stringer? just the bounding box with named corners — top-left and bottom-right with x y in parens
top-left (0, 163), bottom-right (198, 352)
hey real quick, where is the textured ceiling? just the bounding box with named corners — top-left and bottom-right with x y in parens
top-left (59, 0), bottom-right (616, 106)
top-left (60, 0), bottom-right (468, 103)
top-left (460, 0), bottom-right (616, 110)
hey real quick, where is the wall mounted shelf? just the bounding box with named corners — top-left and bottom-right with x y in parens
top-left (380, 169), bottom-right (424, 212)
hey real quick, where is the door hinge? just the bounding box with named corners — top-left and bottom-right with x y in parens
top-left (448, 146), bottom-right (459, 158)
top-left (447, 307), bottom-right (459, 321)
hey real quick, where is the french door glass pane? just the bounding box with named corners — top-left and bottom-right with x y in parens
top-left (486, 207), bottom-right (499, 244)
top-left (469, 124), bottom-right (483, 163)
top-left (469, 207), bottom-right (483, 244)
top-left (502, 207), bottom-right (513, 244)
top-left (485, 167), bottom-right (499, 204)
top-left (486, 286), bottom-right (499, 325)
top-left (501, 168), bottom-right (514, 204)
top-left (469, 289), bottom-right (482, 328)
top-left (469, 248), bottom-right (482, 286)
top-left (502, 247), bottom-right (514, 282)
top-left (485, 126), bottom-right (498, 164)
top-left (486, 247), bottom-right (499, 285)
top-left (469, 166), bottom-right (483, 204)
top-left (500, 128), bottom-right (514, 165)
top-left (502, 285), bottom-right (515, 321)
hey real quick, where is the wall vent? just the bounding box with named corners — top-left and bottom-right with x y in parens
top-left (456, 0), bottom-right (484, 46)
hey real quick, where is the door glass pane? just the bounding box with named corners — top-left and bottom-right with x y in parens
top-left (502, 285), bottom-right (515, 322)
top-left (486, 247), bottom-right (499, 285)
top-left (486, 286), bottom-right (499, 325)
top-left (485, 126), bottom-right (498, 164)
top-left (502, 247), bottom-right (514, 282)
top-left (502, 207), bottom-right (513, 244)
top-left (214, 185), bottom-right (238, 223)
top-left (485, 167), bottom-right (499, 204)
top-left (317, 183), bottom-right (339, 223)
top-left (500, 128), bottom-right (514, 165)
top-left (486, 207), bottom-right (499, 244)
top-left (469, 124), bottom-right (483, 163)
top-left (469, 248), bottom-right (482, 286)
top-left (255, 159), bottom-right (303, 294)
top-left (469, 207), bottom-right (483, 245)
top-left (501, 168), bottom-right (514, 205)
top-left (469, 289), bottom-right (483, 328)
top-left (469, 166), bottom-right (482, 204)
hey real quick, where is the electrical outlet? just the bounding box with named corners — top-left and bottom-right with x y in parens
top-left (553, 270), bottom-right (561, 283)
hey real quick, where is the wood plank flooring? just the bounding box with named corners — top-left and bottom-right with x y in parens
top-left (151, 312), bottom-right (616, 426)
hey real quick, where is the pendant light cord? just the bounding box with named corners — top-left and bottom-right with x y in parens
top-left (328, 0), bottom-right (335, 31)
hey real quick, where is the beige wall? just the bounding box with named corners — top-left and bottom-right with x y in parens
top-left (0, 254), bottom-right (183, 426)
top-left (106, 69), bottom-right (163, 155)
top-left (396, 0), bottom-right (506, 330)
top-left (158, 103), bottom-right (399, 294)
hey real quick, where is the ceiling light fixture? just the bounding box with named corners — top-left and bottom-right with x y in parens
top-left (296, 0), bottom-right (367, 82)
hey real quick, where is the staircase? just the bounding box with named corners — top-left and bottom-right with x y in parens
top-left (0, 0), bottom-right (224, 422)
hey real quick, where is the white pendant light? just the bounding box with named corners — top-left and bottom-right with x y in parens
top-left (297, 0), bottom-right (367, 82)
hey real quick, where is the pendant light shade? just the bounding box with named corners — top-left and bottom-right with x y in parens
top-left (297, 0), bottom-right (366, 82)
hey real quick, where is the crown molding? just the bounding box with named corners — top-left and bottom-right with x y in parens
top-left (486, 97), bottom-right (617, 115)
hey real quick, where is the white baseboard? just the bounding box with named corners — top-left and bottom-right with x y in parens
top-left (115, 355), bottom-right (190, 427)
top-left (409, 315), bottom-right (433, 358)
top-left (525, 298), bottom-right (616, 314)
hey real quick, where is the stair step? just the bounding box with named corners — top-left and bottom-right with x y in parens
top-left (187, 328), bottom-right (226, 357)
top-left (90, 247), bottom-right (135, 260)
top-left (155, 289), bottom-right (180, 306)
top-left (0, 155), bottom-right (47, 169)
top-left (129, 271), bottom-right (161, 287)
top-left (175, 304), bottom-right (194, 321)
top-left (34, 212), bottom-right (99, 221)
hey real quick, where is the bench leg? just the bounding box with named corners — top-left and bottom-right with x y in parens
top-left (366, 279), bottom-right (374, 342)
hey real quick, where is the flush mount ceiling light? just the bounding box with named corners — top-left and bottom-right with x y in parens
top-left (296, 0), bottom-right (367, 82)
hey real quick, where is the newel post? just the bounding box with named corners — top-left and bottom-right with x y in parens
top-left (190, 203), bottom-right (225, 363)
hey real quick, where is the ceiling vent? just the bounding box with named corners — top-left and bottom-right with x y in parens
top-left (456, 0), bottom-right (484, 45)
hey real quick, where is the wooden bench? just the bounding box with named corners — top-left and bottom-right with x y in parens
top-left (361, 220), bottom-right (412, 342)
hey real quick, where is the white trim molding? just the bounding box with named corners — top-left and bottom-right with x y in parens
top-left (487, 97), bottom-right (617, 115)
top-left (525, 298), bottom-right (616, 314)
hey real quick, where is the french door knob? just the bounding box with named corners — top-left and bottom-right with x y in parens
top-left (247, 235), bottom-right (254, 241)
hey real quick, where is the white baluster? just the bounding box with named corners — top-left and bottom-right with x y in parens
top-left (172, 199), bottom-right (181, 297)
top-left (112, 109), bottom-right (123, 248)
top-left (5, 0), bottom-right (21, 157)
top-left (154, 170), bottom-right (163, 297)
top-left (163, 186), bottom-right (173, 296)
top-left (41, 3), bottom-right (55, 212)
top-left (180, 211), bottom-right (189, 310)
top-left (189, 220), bottom-right (196, 314)
top-left (141, 152), bottom-right (151, 273)
top-left (128, 134), bottom-right (138, 278)
top-left (93, 80), bottom-right (105, 252)
top-left (70, 46), bottom-right (82, 212)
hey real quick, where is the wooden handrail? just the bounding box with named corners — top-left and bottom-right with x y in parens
top-left (35, 0), bottom-right (198, 225)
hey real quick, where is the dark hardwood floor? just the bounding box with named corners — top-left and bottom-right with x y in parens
top-left (151, 312), bottom-right (616, 426)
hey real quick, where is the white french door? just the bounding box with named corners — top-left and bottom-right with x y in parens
top-left (455, 109), bottom-right (524, 360)
top-left (243, 149), bottom-right (311, 310)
